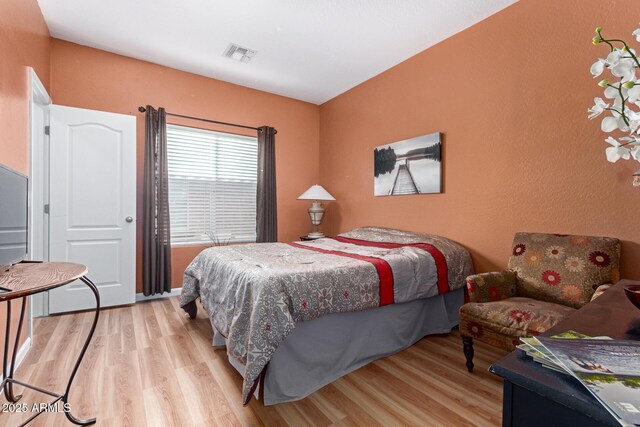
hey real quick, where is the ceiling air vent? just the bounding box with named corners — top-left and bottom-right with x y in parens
top-left (223, 44), bottom-right (257, 63)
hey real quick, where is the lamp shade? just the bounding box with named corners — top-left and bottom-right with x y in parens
top-left (297, 185), bottom-right (336, 201)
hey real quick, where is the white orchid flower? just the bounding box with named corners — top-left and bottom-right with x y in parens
top-left (622, 72), bottom-right (638, 87)
top-left (611, 58), bottom-right (635, 79)
top-left (600, 114), bottom-right (629, 132)
top-left (612, 95), bottom-right (624, 112)
top-left (601, 116), bottom-right (619, 132)
top-left (605, 136), bottom-right (632, 162)
top-left (629, 119), bottom-right (640, 134)
top-left (627, 110), bottom-right (640, 133)
top-left (628, 84), bottom-right (640, 102)
top-left (618, 116), bottom-right (630, 132)
top-left (625, 136), bottom-right (640, 159)
top-left (605, 49), bottom-right (637, 80)
top-left (622, 137), bottom-right (640, 160)
top-left (605, 47), bottom-right (636, 63)
top-left (606, 49), bottom-right (624, 64)
top-left (604, 86), bottom-right (617, 99)
top-left (590, 59), bottom-right (605, 77)
top-left (604, 85), bottom-right (627, 99)
top-left (588, 97), bottom-right (609, 119)
top-left (634, 28), bottom-right (640, 42)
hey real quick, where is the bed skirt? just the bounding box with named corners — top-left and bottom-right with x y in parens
top-left (212, 287), bottom-right (463, 405)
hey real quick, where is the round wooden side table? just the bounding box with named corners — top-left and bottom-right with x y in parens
top-left (0, 261), bottom-right (100, 426)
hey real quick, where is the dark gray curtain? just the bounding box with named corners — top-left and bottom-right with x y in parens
top-left (256, 126), bottom-right (277, 243)
top-left (143, 106), bottom-right (172, 295)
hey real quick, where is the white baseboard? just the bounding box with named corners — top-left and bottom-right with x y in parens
top-left (135, 287), bottom-right (182, 302)
top-left (0, 337), bottom-right (32, 388)
top-left (31, 292), bottom-right (49, 318)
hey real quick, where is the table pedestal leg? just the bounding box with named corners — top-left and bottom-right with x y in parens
top-left (2, 298), bottom-right (26, 402)
top-left (61, 276), bottom-right (100, 426)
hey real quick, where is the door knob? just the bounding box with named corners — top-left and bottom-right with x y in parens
top-left (125, 216), bottom-right (134, 223)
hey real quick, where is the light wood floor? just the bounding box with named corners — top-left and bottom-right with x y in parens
top-left (1, 297), bottom-right (507, 426)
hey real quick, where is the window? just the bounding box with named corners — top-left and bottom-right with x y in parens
top-left (167, 124), bottom-right (258, 245)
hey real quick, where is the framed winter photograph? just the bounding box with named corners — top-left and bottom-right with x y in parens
top-left (373, 132), bottom-right (442, 196)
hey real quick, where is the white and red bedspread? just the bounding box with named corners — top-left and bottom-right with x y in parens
top-left (180, 226), bottom-right (473, 404)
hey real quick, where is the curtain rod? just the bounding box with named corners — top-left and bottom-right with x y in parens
top-left (138, 106), bottom-right (276, 134)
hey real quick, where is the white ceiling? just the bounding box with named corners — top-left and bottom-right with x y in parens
top-left (38, 0), bottom-right (516, 104)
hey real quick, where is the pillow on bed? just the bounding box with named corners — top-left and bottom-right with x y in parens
top-left (338, 226), bottom-right (441, 244)
top-left (338, 226), bottom-right (475, 287)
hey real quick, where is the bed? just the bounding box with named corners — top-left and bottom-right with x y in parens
top-left (180, 226), bottom-right (473, 405)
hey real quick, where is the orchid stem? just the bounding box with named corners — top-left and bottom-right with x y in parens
top-left (605, 84), bottom-right (631, 126)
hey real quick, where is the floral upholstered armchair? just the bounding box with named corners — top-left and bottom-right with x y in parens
top-left (459, 232), bottom-right (620, 372)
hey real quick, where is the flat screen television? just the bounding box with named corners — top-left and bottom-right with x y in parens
top-left (0, 164), bottom-right (28, 271)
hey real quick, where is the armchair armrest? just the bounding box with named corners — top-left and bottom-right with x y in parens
top-left (590, 283), bottom-right (612, 302)
top-left (466, 271), bottom-right (517, 303)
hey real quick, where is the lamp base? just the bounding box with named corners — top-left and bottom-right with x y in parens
top-left (305, 231), bottom-right (325, 239)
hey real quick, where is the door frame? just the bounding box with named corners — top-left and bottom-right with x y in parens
top-left (28, 67), bottom-right (51, 319)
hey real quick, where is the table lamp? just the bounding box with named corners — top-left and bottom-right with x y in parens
top-left (297, 185), bottom-right (336, 239)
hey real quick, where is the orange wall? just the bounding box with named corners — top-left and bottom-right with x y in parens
top-left (50, 39), bottom-right (320, 292)
top-left (319, 0), bottom-right (640, 280)
top-left (0, 0), bottom-right (50, 368)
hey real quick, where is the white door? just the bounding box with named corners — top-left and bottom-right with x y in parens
top-left (48, 105), bottom-right (136, 313)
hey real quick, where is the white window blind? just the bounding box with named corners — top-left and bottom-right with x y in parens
top-left (166, 124), bottom-right (258, 245)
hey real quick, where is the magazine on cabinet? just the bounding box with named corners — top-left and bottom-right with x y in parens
top-left (537, 337), bottom-right (640, 427)
top-left (517, 330), bottom-right (594, 373)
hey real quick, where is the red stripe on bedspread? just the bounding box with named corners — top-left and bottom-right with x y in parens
top-left (287, 242), bottom-right (395, 306)
top-left (334, 236), bottom-right (450, 295)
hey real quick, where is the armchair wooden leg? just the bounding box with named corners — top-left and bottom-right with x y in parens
top-left (462, 336), bottom-right (474, 373)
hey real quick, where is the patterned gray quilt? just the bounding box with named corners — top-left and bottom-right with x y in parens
top-left (180, 226), bottom-right (473, 404)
